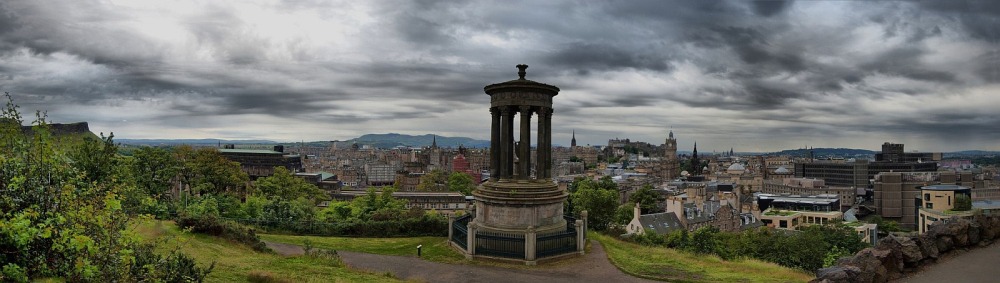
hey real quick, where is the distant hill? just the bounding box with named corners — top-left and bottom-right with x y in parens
top-left (768, 148), bottom-right (877, 158)
top-left (340, 133), bottom-right (489, 149)
top-left (20, 122), bottom-right (101, 143)
top-left (117, 139), bottom-right (277, 146)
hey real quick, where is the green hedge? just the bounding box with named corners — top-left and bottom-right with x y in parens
top-left (233, 215), bottom-right (449, 237)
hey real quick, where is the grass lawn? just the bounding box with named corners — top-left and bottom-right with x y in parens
top-left (259, 233), bottom-right (466, 264)
top-left (592, 232), bottom-right (813, 283)
top-left (135, 220), bottom-right (401, 283)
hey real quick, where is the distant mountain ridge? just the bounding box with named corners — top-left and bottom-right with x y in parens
top-left (118, 139), bottom-right (277, 146)
top-left (768, 148), bottom-right (877, 157)
top-left (341, 133), bottom-right (489, 149)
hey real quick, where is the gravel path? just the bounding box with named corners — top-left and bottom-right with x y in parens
top-left (895, 241), bottom-right (1000, 283)
top-left (264, 240), bottom-right (654, 283)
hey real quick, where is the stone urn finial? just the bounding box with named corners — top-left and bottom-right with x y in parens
top-left (516, 64), bottom-right (528, 80)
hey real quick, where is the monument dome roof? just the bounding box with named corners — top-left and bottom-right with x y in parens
top-left (484, 64), bottom-right (560, 95)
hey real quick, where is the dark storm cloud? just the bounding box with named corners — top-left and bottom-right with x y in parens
top-left (861, 47), bottom-right (956, 83)
top-left (751, 1), bottom-right (794, 17)
top-left (544, 42), bottom-right (671, 74)
top-left (917, 1), bottom-right (1000, 41)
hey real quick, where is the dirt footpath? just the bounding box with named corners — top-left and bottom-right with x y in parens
top-left (264, 240), bottom-right (654, 283)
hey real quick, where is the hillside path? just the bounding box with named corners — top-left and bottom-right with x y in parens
top-left (264, 240), bottom-right (654, 283)
top-left (895, 241), bottom-right (1000, 283)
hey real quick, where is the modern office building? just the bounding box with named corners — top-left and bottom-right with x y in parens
top-left (794, 143), bottom-right (938, 188)
top-left (219, 145), bottom-right (302, 179)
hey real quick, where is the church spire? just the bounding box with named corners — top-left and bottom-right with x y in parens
top-left (571, 130), bottom-right (577, 147)
top-left (691, 141), bottom-right (700, 175)
top-left (431, 134), bottom-right (437, 148)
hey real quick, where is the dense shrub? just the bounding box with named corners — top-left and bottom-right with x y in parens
top-left (177, 213), bottom-right (271, 252)
top-left (241, 214), bottom-right (449, 237)
top-left (0, 94), bottom-right (211, 282)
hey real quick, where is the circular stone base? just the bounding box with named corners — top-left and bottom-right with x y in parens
top-left (472, 179), bottom-right (569, 234)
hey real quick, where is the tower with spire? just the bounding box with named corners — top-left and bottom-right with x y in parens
top-left (663, 130), bottom-right (679, 180)
top-left (690, 141), bottom-right (701, 175)
top-left (571, 130), bottom-right (577, 147)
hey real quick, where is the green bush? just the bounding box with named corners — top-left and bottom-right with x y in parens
top-left (177, 213), bottom-right (271, 252)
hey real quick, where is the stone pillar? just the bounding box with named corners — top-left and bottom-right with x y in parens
top-left (542, 108), bottom-right (553, 179)
top-left (575, 220), bottom-right (585, 254)
top-left (519, 106), bottom-right (532, 179)
top-left (499, 107), bottom-right (513, 179)
top-left (525, 226), bottom-right (537, 265)
top-left (580, 210), bottom-right (588, 240)
top-left (490, 107), bottom-right (500, 181)
top-left (535, 107), bottom-right (547, 181)
top-left (466, 222), bottom-right (477, 259)
top-left (505, 108), bottom-right (515, 179)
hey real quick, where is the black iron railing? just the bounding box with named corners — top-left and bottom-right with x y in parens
top-left (451, 214), bottom-right (471, 250)
top-left (476, 230), bottom-right (525, 259)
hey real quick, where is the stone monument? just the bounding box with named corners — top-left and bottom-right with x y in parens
top-left (473, 64), bottom-right (568, 234)
top-left (450, 65), bottom-right (583, 265)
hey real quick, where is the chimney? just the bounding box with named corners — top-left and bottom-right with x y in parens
top-left (634, 202), bottom-right (642, 220)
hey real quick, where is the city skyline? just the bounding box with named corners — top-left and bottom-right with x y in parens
top-left (1, 1), bottom-right (998, 152)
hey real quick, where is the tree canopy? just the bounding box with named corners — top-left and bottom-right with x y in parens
top-left (447, 172), bottom-right (475, 195)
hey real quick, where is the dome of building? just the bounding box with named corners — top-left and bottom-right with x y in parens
top-left (681, 170), bottom-right (690, 176)
top-left (774, 166), bottom-right (790, 174)
top-left (727, 163), bottom-right (746, 174)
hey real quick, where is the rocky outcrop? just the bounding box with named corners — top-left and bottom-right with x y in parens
top-left (811, 215), bottom-right (1000, 283)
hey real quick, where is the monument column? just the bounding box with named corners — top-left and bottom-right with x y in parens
top-left (490, 107), bottom-right (500, 180)
top-left (505, 107), bottom-right (515, 179)
top-left (519, 106), bottom-right (532, 179)
top-left (543, 108), bottom-right (553, 179)
top-left (499, 106), bottom-right (513, 179)
top-left (535, 107), bottom-right (552, 180)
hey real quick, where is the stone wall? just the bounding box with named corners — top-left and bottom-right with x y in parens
top-left (812, 214), bottom-right (1000, 283)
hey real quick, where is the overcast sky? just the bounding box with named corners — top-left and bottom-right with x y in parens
top-left (1, 0), bottom-right (998, 152)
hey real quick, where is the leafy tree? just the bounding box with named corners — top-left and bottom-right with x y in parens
top-left (177, 147), bottom-right (250, 197)
top-left (256, 166), bottom-right (328, 203)
top-left (614, 204), bottom-right (636, 226)
top-left (130, 146), bottom-right (180, 201)
top-left (350, 187), bottom-right (409, 221)
top-left (416, 169), bottom-right (448, 191)
top-left (447, 172), bottom-right (475, 195)
top-left (0, 93), bottom-right (211, 281)
top-left (954, 193), bottom-right (972, 211)
top-left (571, 177), bottom-right (620, 231)
top-left (569, 156), bottom-right (582, 162)
top-left (629, 184), bottom-right (662, 213)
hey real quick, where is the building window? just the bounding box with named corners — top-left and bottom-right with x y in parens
top-left (779, 220), bottom-right (787, 228)
top-left (926, 203), bottom-right (933, 209)
top-left (948, 196), bottom-right (951, 206)
top-left (925, 194), bottom-right (930, 201)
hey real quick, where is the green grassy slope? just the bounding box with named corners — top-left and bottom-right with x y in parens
top-left (135, 221), bottom-right (401, 283)
top-left (260, 234), bottom-right (465, 264)
top-left (592, 232), bottom-right (813, 283)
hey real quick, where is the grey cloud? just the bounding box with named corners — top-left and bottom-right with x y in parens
top-left (751, 1), bottom-right (794, 17)
top-left (543, 42), bottom-right (671, 74)
top-left (861, 47), bottom-right (956, 83)
top-left (917, 1), bottom-right (1000, 41)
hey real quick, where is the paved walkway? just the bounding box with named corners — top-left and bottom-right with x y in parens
top-left (264, 240), bottom-right (654, 283)
top-left (896, 241), bottom-right (1000, 283)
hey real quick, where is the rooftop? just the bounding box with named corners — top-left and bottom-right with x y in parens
top-left (920, 184), bottom-right (971, 191)
top-left (219, 148), bottom-right (283, 155)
